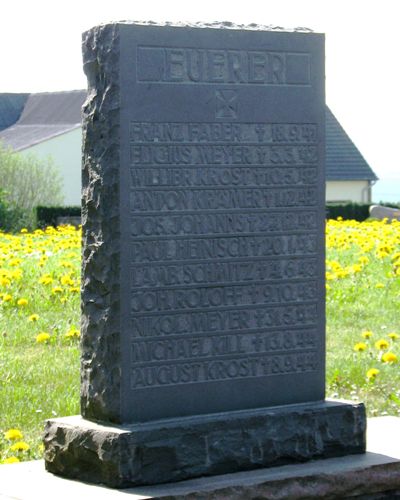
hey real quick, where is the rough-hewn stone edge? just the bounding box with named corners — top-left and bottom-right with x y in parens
top-left (43, 400), bottom-right (366, 488)
top-left (81, 23), bottom-right (121, 423)
top-left (95, 20), bottom-right (315, 33)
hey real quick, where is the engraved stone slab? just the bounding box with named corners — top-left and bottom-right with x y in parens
top-left (80, 22), bottom-right (326, 424)
top-left (44, 22), bottom-right (367, 487)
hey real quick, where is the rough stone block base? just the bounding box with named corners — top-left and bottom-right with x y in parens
top-left (43, 400), bottom-right (366, 488)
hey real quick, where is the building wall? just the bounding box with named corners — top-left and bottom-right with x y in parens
top-left (326, 180), bottom-right (371, 203)
top-left (20, 128), bottom-right (81, 206)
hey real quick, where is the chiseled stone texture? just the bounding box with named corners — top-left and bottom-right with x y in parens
top-left (81, 23), bottom-right (122, 423)
top-left (93, 19), bottom-right (314, 32)
top-left (43, 400), bottom-right (366, 488)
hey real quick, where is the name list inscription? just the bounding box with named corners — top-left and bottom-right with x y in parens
top-left (129, 121), bottom-right (320, 389)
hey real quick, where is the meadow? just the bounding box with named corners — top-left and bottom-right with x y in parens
top-left (0, 219), bottom-right (399, 463)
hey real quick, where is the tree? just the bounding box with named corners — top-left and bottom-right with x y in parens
top-left (0, 142), bottom-right (64, 230)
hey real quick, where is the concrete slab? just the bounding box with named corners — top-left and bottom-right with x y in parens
top-left (1, 417), bottom-right (400, 500)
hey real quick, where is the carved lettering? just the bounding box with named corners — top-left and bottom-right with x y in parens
top-left (130, 212), bottom-right (317, 237)
top-left (130, 351), bottom-right (317, 388)
top-left (131, 304), bottom-right (318, 337)
top-left (130, 144), bottom-right (318, 165)
top-left (131, 330), bottom-right (317, 363)
top-left (131, 281), bottom-right (317, 313)
top-left (130, 188), bottom-right (317, 211)
top-left (131, 235), bottom-right (317, 262)
top-left (130, 122), bottom-right (317, 143)
top-left (130, 167), bottom-right (317, 187)
top-left (137, 47), bottom-right (311, 86)
top-left (126, 118), bottom-right (321, 391)
top-left (131, 258), bottom-right (317, 287)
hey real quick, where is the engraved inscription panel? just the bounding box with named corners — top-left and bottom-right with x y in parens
top-left (119, 25), bottom-right (325, 421)
top-left (137, 46), bottom-right (311, 85)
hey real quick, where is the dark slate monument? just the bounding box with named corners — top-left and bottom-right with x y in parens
top-left (43, 21), bottom-right (366, 488)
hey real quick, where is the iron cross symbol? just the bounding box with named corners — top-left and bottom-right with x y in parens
top-left (215, 90), bottom-right (238, 119)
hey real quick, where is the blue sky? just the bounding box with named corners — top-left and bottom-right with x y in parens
top-left (2, 0), bottom-right (399, 200)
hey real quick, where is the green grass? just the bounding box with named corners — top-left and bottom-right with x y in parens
top-left (325, 219), bottom-right (400, 415)
top-left (0, 227), bottom-right (80, 462)
top-left (0, 220), bottom-right (400, 462)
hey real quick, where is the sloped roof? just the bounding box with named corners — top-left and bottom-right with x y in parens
top-left (326, 106), bottom-right (377, 181)
top-left (0, 90), bottom-right (86, 151)
top-left (0, 93), bottom-right (29, 131)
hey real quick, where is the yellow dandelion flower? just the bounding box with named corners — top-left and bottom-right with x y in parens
top-left (9, 258), bottom-right (22, 267)
top-left (52, 286), bottom-right (63, 294)
top-left (39, 275), bottom-right (53, 285)
top-left (10, 441), bottom-right (30, 452)
top-left (17, 298), bottom-right (28, 307)
top-left (28, 314), bottom-right (39, 322)
top-left (60, 261), bottom-right (74, 268)
top-left (354, 342), bottom-right (367, 352)
top-left (65, 327), bottom-right (80, 339)
top-left (375, 339), bottom-right (389, 350)
top-left (0, 276), bottom-right (11, 286)
top-left (366, 368), bottom-right (379, 380)
top-left (349, 264), bottom-right (362, 274)
top-left (2, 293), bottom-right (12, 302)
top-left (4, 429), bottom-right (23, 441)
top-left (362, 330), bottom-right (373, 339)
top-left (20, 228), bottom-right (28, 233)
top-left (2, 456), bottom-right (20, 464)
top-left (60, 274), bottom-right (74, 286)
top-left (10, 269), bottom-right (22, 280)
top-left (35, 332), bottom-right (50, 343)
top-left (388, 332), bottom-right (399, 341)
top-left (382, 352), bottom-right (398, 363)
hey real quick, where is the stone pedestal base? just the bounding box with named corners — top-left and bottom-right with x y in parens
top-left (43, 400), bottom-right (366, 488)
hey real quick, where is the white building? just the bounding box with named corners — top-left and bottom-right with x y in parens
top-left (325, 107), bottom-right (377, 203)
top-left (0, 91), bottom-right (84, 206)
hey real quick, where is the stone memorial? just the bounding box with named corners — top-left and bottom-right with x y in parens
top-left (370, 204), bottom-right (400, 221)
top-left (43, 21), bottom-right (366, 488)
